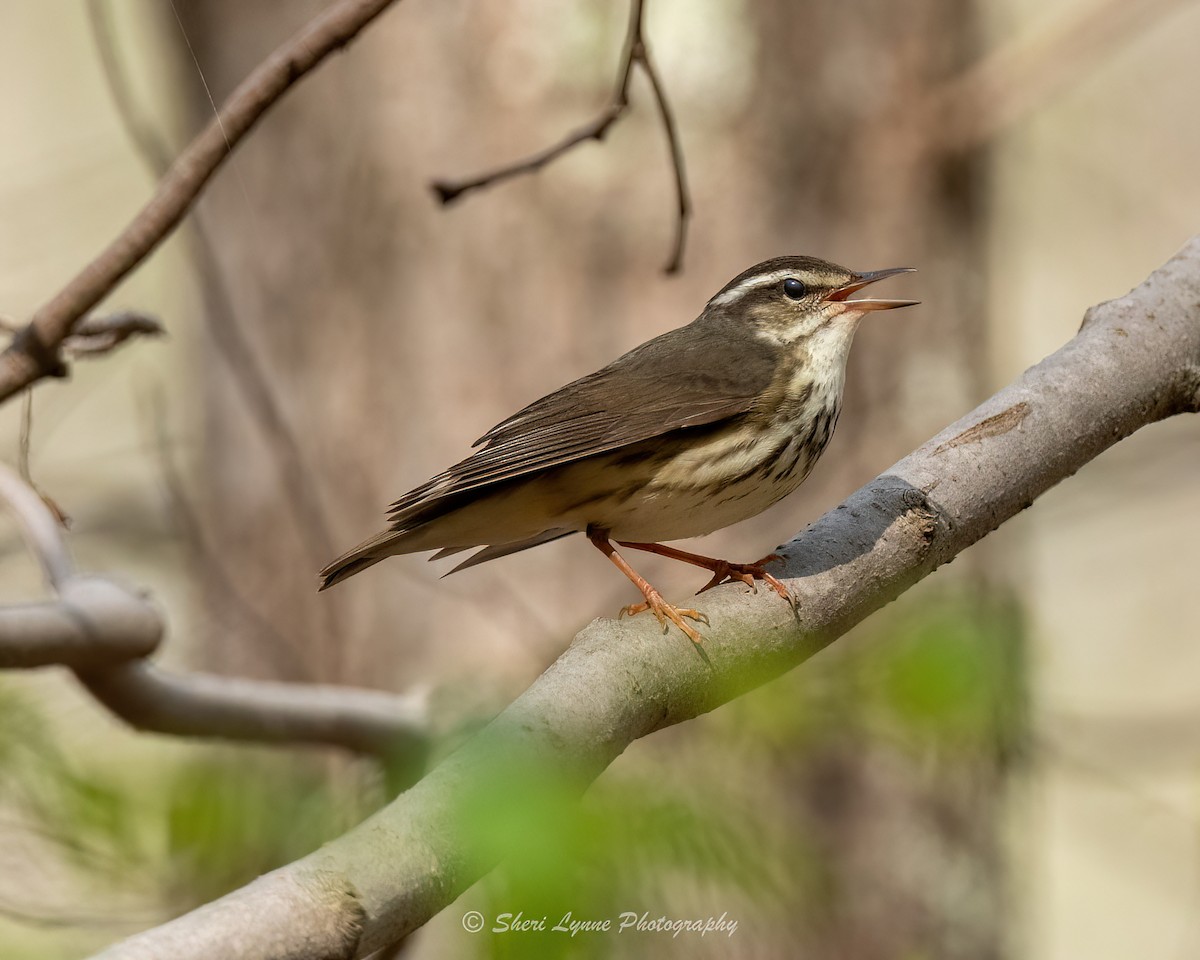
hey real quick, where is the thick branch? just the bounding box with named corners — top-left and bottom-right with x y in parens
top-left (0, 0), bottom-right (402, 404)
top-left (92, 243), bottom-right (1200, 959)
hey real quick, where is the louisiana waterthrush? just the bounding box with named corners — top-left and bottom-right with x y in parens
top-left (320, 256), bottom-right (916, 647)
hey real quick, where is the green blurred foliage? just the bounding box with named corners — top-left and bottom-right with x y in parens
top-left (721, 587), bottom-right (1026, 759)
top-left (160, 751), bottom-right (378, 908)
top-left (450, 585), bottom-right (1026, 958)
top-left (0, 682), bottom-right (144, 879)
top-left (460, 771), bottom-right (798, 960)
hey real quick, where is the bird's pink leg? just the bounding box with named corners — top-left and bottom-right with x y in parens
top-left (617, 541), bottom-right (794, 608)
top-left (587, 529), bottom-right (709, 647)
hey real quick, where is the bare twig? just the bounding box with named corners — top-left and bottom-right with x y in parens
top-left (17, 393), bottom-right (60, 526)
top-left (0, 0), bottom-right (403, 405)
top-left (431, 0), bottom-right (690, 274)
top-left (89, 241), bottom-right (1200, 960)
top-left (9, 310), bottom-right (162, 529)
top-left (77, 662), bottom-right (429, 764)
top-left (17, 390), bottom-right (33, 482)
top-left (63, 311), bottom-right (165, 357)
top-left (637, 37), bottom-right (690, 274)
top-left (0, 460), bottom-right (73, 588)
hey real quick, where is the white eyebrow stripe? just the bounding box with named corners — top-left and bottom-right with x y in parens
top-left (708, 269), bottom-right (800, 307)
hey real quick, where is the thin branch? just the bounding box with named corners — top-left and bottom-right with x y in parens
top-left (430, 109), bottom-right (627, 204)
top-left (90, 241), bottom-right (1200, 960)
top-left (0, 460), bottom-right (73, 588)
top-left (9, 310), bottom-right (162, 530)
top-left (431, 0), bottom-right (642, 204)
top-left (76, 662), bottom-right (429, 764)
top-left (18, 391), bottom-right (69, 535)
top-left (63, 311), bottom-right (164, 357)
top-left (431, 0), bottom-right (690, 274)
top-left (0, 0), bottom-right (403, 405)
top-left (637, 39), bottom-right (690, 274)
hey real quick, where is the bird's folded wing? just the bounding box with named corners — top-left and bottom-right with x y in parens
top-left (388, 320), bottom-right (776, 523)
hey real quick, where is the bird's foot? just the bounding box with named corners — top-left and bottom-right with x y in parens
top-left (614, 540), bottom-right (796, 615)
top-left (696, 554), bottom-right (795, 609)
top-left (620, 588), bottom-right (710, 647)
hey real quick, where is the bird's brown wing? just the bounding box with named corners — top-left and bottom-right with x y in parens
top-left (387, 318), bottom-right (776, 526)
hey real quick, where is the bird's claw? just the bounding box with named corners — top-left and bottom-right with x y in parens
top-left (696, 554), bottom-right (795, 610)
top-left (620, 590), bottom-right (709, 646)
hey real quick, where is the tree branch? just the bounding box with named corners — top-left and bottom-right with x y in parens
top-left (76, 662), bottom-right (428, 764)
top-left (0, 460), bottom-right (428, 764)
top-left (91, 242), bottom-right (1200, 959)
top-left (431, 0), bottom-right (691, 273)
top-left (0, 0), bottom-right (403, 405)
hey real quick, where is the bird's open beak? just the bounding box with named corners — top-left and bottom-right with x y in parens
top-left (826, 267), bottom-right (919, 310)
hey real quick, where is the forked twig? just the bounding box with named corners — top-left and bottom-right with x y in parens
top-left (431, 0), bottom-right (691, 274)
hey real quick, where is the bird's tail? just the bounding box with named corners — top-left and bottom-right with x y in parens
top-left (318, 531), bottom-right (398, 591)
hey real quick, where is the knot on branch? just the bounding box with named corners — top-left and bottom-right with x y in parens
top-left (9, 323), bottom-right (69, 379)
top-left (900, 486), bottom-right (940, 543)
top-left (305, 868), bottom-right (368, 952)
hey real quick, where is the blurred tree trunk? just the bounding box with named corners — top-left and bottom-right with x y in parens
top-left (744, 2), bottom-right (1007, 959)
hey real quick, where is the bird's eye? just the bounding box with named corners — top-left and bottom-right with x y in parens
top-left (782, 278), bottom-right (806, 300)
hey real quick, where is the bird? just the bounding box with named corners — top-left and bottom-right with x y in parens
top-left (319, 256), bottom-right (916, 647)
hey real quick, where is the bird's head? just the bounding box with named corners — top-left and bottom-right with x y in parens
top-left (705, 256), bottom-right (917, 347)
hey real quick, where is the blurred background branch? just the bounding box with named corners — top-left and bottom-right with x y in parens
top-left (0, 460), bottom-right (429, 766)
top-left (431, 0), bottom-right (691, 273)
